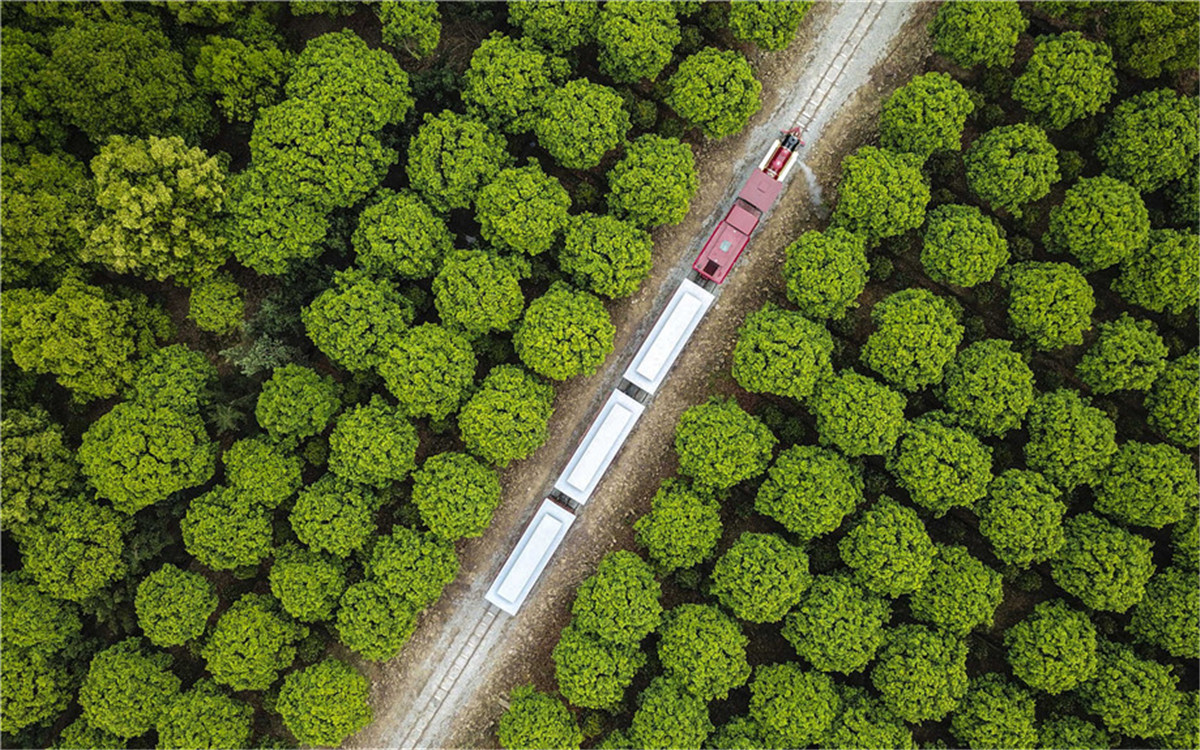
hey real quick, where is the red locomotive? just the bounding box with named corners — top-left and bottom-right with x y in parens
top-left (693, 129), bottom-right (803, 284)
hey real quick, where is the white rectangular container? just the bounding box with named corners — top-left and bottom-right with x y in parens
top-left (623, 279), bottom-right (715, 395)
top-left (485, 499), bottom-right (575, 616)
top-left (554, 389), bottom-right (645, 505)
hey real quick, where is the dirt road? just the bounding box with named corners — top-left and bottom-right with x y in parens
top-left (346, 3), bottom-right (924, 748)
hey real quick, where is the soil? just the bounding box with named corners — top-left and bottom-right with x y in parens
top-left (345, 5), bottom-right (936, 749)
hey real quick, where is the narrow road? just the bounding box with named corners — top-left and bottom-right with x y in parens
top-left (348, 3), bottom-right (918, 747)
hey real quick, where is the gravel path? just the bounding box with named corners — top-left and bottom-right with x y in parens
top-left (346, 3), bottom-right (920, 748)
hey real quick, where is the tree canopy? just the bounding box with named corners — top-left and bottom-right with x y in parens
top-left (476, 161), bottom-right (571, 256)
top-left (978, 469), bottom-right (1066, 568)
top-left (276, 659), bottom-right (372, 747)
top-left (1002, 262), bottom-right (1095, 350)
top-left (839, 498), bottom-right (936, 597)
top-left (1046, 175), bottom-right (1149, 272)
top-left (667, 47), bottom-right (762, 140)
top-left (673, 397), bottom-right (776, 491)
top-left (406, 111), bottom-right (512, 212)
top-left (559, 213), bottom-right (653, 299)
top-left (782, 575), bottom-right (890, 674)
top-left (302, 269), bottom-right (415, 373)
top-left (1005, 599), bottom-right (1098, 694)
top-left (811, 371), bottom-right (907, 457)
top-left (134, 564), bottom-right (217, 648)
top-left (909, 544), bottom-right (1003, 634)
top-left (748, 664), bottom-right (839, 748)
top-left (728, 1), bottom-right (812, 51)
top-left (498, 685), bottom-right (583, 750)
top-left (880, 72), bottom-right (974, 159)
top-left (79, 639), bottom-right (181, 739)
top-left (920, 204), bottom-right (1009, 288)
top-left (432, 249), bottom-right (525, 337)
top-left (964, 123), bottom-right (1060, 216)
top-left (711, 532), bottom-right (811, 624)
top-left (352, 189), bottom-right (452, 280)
top-left (1024, 388), bottom-right (1117, 490)
top-left (458, 365), bottom-right (555, 468)
top-left (861, 288), bottom-right (964, 392)
top-left (888, 417), bottom-right (992, 516)
top-left (1113, 229), bottom-right (1199, 315)
top-left (1146, 350), bottom-right (1200, 449)
top-left (930, 1), bottom-right (1027, 68)
top-left (1095, 440), bottom-right (1197, 529)
top-left (832, 146), bottom-right (930, 244)
top-left (380, 324), bottom-right (476, 423)
top-left (940, 339), bottom-right (1035, 437)
top-left (633, 478), bottom-right (722, 574)
top-left (783, 228), bottom-right (869, 320)
top-left (1098, 89), bottom-right (1199, 193)
top-left (571, 551), bottom-right (662, 645)
top-left (732, 303), bottom-right (834, 401)
top-left (595, 2), bottom-right (680, 83)
top-left (1012, 32), bottom-right (1116, 130)
top-left (950, 674), bottom-right (1038, 750)
top-left (755, 444), bottom-right (863, 540)
top-left (606, 134), bottom-right (698, 228)
top-left (657, 604), bottom-right (751, 702)
top-left (412, 452), bottom-right (502, 542)
top-left (871, 625), bottom-right (968, 723)
top-left (535, 79), bottom-right (630, 170)
top-left (327, 398), bottom-right (419, 488)
top-left (1051, 513), bottom-right (1156, 613)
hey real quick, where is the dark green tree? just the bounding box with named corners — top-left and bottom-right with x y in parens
top-left (276, 659), bottom-right (373, 746)
top-left (17, 496), bottom-right (127, 604)
top-left (1080, 644), bottom-right (1183, 739)
top-left (377, 0), bottom-right (440, 58)
top-left (328, 398), bottom-right (418, 488)
top-left (1129, 567), bottom-right (1200, 659)
top-left (839, 498), bottom-right (936, 597)
top-left (870, 625), bottom-right (969, 723)
top-left (667, 47), bottom-right (762, 139)
top-left (1078, 314), bottom-right (1168, 394)
top-left (1024, 389), bottom-right (1116, 490)
top-left (783, 228), bottom-right (869, 320)
top-left (964, 123), bottom-right (1060, 216)
top-left (269, 543), bottom-right (347, 623)
top-left (711, 532), bottom-right (810, 624)
top-left (182, 486), bottom-right (273, 571)
top-left (552, 622), bottom-right (646, 710)
top-left (1012, 32), bottom-right (1116, 130)
top-left (155, 680), bottom-right (252, 750)
top-left (2, 649), bottom-right (70, 734)
top-left (572, 551), bottom-right (662, 645)
top-left (1146, 350), bottom-right (1200, 449)
top-left (930, 1), bottom-right (1027, 68)
top-left (782, 575), bottom-right (891, 674)
top-left (0, 407), bottom-right (79, 531)
top-left (406, 111), bottom-right (512, 213)
top-left (832, 146), bottom-right (930, 244)
top-left (284, 29), bottom-right (412, 132)
top-left (1113, 229), bottom-right (1199, 315)
top-left (224, 168), bottom-right (328, 275)
top-left (1, 151), bottom-right (89, 284)
top-left (1096, 441), bottom-right (1196, 529)
top-left (432, 249), bottom-right (525, 337)
top-left (462, 33), bottom-right (561, 134)
top-left (201, 593), bottom-right (305, 692)
top-left (1002, 262), bottom-right (1095, 350)
top-left (290, 475), bottom-right (379, 558)
top-left (1005, 599), bottom-right (1098, 694)
top-left (187, 274), bottom-right (243, 335)
top-left (732, 303), bottom-right (834, 401)
top-left (79, 639), bottom-right (181, 739)
top-left (334, 581), bottom-right (418, 661)
top-left (728, 1), bottom-right (812, 51)
top-left (978, 469), bottom-right (1066, 567)
top-left (1051, 513), bottom-right (1155, 613)
top-left (352, 189), bottom-right (452, 280)
top-left (412, 452), bottom-right (502, 541)
top-left (559, 213), bottom-right (653, 298)
top-left (1, 575), bottom-right (82, 657)
top-left (368, 525), bottom-right (458, 608)
top-left (508, 1), bottom-right (597, 52)
top-left (811, 371), bottom-right (907, 457)
top-left (1106, 2), bottom-right (1200, 78)
top-left (477, 162), bottom-right (571, 256)
top-left (458, 365), bottom-right (555, 468)
top-left (535, 79), bottom-right (630, 170)
top-left (657, 604), bottom-right (751, 701)
top-left (748, 664), bottom-right (839, 748)
top-left (921, 204), bottom-right (1009, 287)
top-left (910, 545), bottom-right (1002, 634)
top-left (940, 339), bottom-right (1035, 437)
top-left (302, 269), bottom-right (415, 373)
top-left (889, 417), bottom-right (992, 516)
top-left (134, 564), bottom-right (216, 648)
top-left (1098, 89), bottom-right (1199, 193)
top-left (861, 288), bottom-right (963, 392)
top-left (1038, 715), bottom-right (1112, 750)
top-left (194, 33), bottom-right (291, 123)
top-left (673, 397), bottom-right (776, 491)
top-left (756, 444), bottom-right (863, 541)
top-left (950, 674), bottom-right (1038, 749)
top-left (1046, 175), bottom-right (1149, 272)
top-left (633, 478), bottom-right (723, 573)
top-left (606, 134), bottom-right (698, 229)
top-left (380, 324), bottom-right (477, 423)
top-left (595, 2), bottom-right (680, 83)
top-left (498, 685), bottom-right (583, 750)
top-left (880, 72), bottom-right (974, 159)
top-left (628, 676), bottom-right (714, 750)
top-left (823, 686), bottom-right (915, 750)
top-left (255, 364), bottom-right (341, 442)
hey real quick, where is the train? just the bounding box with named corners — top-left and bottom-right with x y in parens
top-left (486, 130), bottom-right (804, 615)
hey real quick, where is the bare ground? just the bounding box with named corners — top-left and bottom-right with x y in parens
top-left (347, 4), bottom-right (937, 748)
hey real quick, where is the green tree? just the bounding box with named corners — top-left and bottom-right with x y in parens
top-left (1038, 715), bottom-right (1112, 750)
top-left (1113, 229), bottom-right (1199, 315)
top-left (155, 680), bottom-right (252, 750)
top-left (1106, 2), bottom-right (1200, 78)
top-left (368, 525), bottom-right (459, 608)
top-left (1080, 644), bottom-right (1183, 739)
top-left (1, 27), bottom-right (68, 154)
top-left (930, 1), bottom-right (1027, 68)
top-left (222, 437), bottom-right (303, 509)
top-left (978, 469), bottom-right (1065, 568)
top-left (194, 34), bottom-right (291, 123)
top-left (458, 365), bottom-right (555, 468)
top-left (861, 288), bottom-right (963, 392)
top-left (552, 622), bottom-right (646, 710)
top-left (674, 397), bottom-right (776, 491)
top-left (255, 364), bottom-right (341, 442)
top-left (1005, 599), bottom-right (1097, 694)
top-left (783, 228), bottom-right (869, 320)
top-left (379, 324), bottom-right (477, 422)
top-left (658, 604), bottom-right (751, 701)
top-left (328, 398), bottom-right (418, 488)
top-left (134, 564), bottom-right (216, 648)
top-left (1024, 389), bottom-right (1116, 490)
top-left (1098, 89), bottom-right (1199, 193)
top-left (732, 304), bottom-right (833, 401)
top-left (1174, 513), bottom-right (1199, 570)
top-left (707, 716), bottom-right (766, 750)
top-left (756, 445), bottom-right (862, 541)
top-left (633, 478), bottom-right (722, 573)
top-left (871, 625), bottom-right (969, 723)
top-left (377, 0), bottom-right (440, 58)
top-left (782, 575), bottom-right (890, 674)
top-left (508, 0), bottom-right (597, 52)
top-left (950, 674), bottom-right (1038, 749)
top-left (224, 168), bottom-right (328, 275)
top-left (498, 685), bottom-right (583, 750)
top-left (1129, 567), bottom-right (1200, 659)
top-left (1146, 351), bottom-right (1200, 449)
top-left (352, 189), bottom-right (452, 280)
top-left (832, 146), bottom-right (930, 244)
top-left (290, 475), bottom-right (379, 558)
top-left (249, 101), bottom-right (395, 211)
top-left (940, 340), bottom-right (1034, 437)
top-left (269, 543), bottom-right (347, 623)
top-left (476, 161), bottom-right (571, 256)
top-left (432, 249), bottom-right (525, 336)
top-left (889, 417), bottom-right (992, 516)
top-left (406, 111), bottom-right (512, 213)
top-left (462, 33), bottom-right (561, 133)
top-left (2, 649), bottom-right (70, 733)
top-left (572, 551), bottom-right (662, 645)
top-left (79, 401), bottom-right (215, 515)
top-left (277, 659), bottom-right (373, 746)
top-left (811, 371), bottom-right (907, 457)
top-left (3, 277), bottom-right (170, 402)
top-left (42, 19), bottom-right (210, 142)
top-left (0, 407), bottom-right (79, 531)
top-left (823, 686), bottom-right (915, 750)
top-left (1002, 262), bottom-right (1095, 350)
top-left (1052, 513), bottom-right (1155, 613)
top-left (1096, 441), bottom-right (1196, 529)
top-left (1, 575), bottom-right (82, 657)
top-left (129, 344), bottom-right (216, 414)
top-left (1045, 176), bottom-right (1149, 272)
top-left (595, 2), bottom-right (680, 83)
top-left (964, 123), bottom-right (1060, 216)
top-left (1012, 32), bottom-right (1116, 130)
top-left (515, 282), bottom-right (615, 381)
top-left (839, 498), bottom-right (936, 597)
top-left (1, 151), bottom-right (89, 284)
top-left (628, 676), bottom-right (714, 750)
top-left (202, 593), bottom-right (305, 691)
top-left (910, 545), bottom-right (1002, 635)
top-left (304, 268), bottom-right (417, 374)
top-left (17, 497), bottom-right (127, 604)
top-left (1078, 315), bottom-right (1168, 394)
top-left (728, 0), bottom-right (812, 51)
top-left (559, 213), bottom-right (653, 298)
top-left (182, 486), bottom-right (273, 571)
top-left (187, 274), bottom-right (243, 335)
top-left (334, 581), bottom-right (418, 661)
top-left (748, 664), bottom-right (839, 748)
top-left (284, 29), bottom-right (412, 132)
top-left (412, 452), bottom-right (502, 541)
top-left (79, 639), bottom-right (181, 739)
top-left (54, 717), bottom-right (127, 749)
top-left (535, 78), bottom-right (630, 170)
top-left (880, 72), bottom-right (974, 159)
top-left (606, 134), bottom-right (698, 229)
top-left (711, 532), bottom-right (810, 624)
top-left (667, 47), bottom-right (762, 139)
top-left (921, 204), bottom-right (1009, 287)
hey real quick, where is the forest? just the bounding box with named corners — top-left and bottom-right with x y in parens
top-left (0, 1), bottom-right (1197, 749)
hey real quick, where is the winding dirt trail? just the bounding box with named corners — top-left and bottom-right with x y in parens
top-left (346, 3), bottom-right (926, 747)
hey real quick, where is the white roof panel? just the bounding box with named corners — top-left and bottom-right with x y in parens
top-left (554, 390), bottom-right (644, 504)
top-left (485, 499), bottom-right (574, 616)
top-left (624, 279), bottom-right (715, 394)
